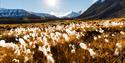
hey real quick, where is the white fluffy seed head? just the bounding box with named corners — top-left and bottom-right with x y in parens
top-left (38, 46), bottom-right (43, 52)
top-left (26, 49), bottom-right (31, 54)
top-left (112, 34), bottom-right (115, 36)
top-left (0, 40), bottom-right (6, 47)
top-left (88, 48), bottom-right (96, 57)
top-left (105, 39), bottom-right (109, 43)
top-left (29, 42), bottom-right (32, 46)
top-left (99, 28), bottom-right (104, 33)
top-left (47, 54), bottom-right (55, 63)
top-left (79, 43), bottom-right (87, 50)
top-left (24, 56), bottom-right (29, 63)
top-left (93, 36), bottom-right (97, 40)
top-left (62, 33), bottom-right (69, 42)
top-left (23, 35), bottom-right (30, 40)
top-left (98, 35), bottom-right (101, 38)
top-left (116, 43), bottom-right (122, 49)
top-left (69, 44), bottom-right (72, 47)
top-left (120, 31), bottom-right (125, 35)
top-left (43, 36), bottom-right (48, 45)
top-left (71, 49), bottom-right (75, 53)
top-left (114, 48), bottom-right (119, 56)
top-left (12, 59), bottom-right (19, 63)
top-left (19, 38), bottom-right (25, 45)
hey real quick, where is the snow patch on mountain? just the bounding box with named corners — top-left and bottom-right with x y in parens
top-left (0, 8), bottom-right (30, 18)
top-left (32, 12), bottom-right (57, 19)
top-left (0, 8), bottom-right (57, 19)
top-left (93, 0), bottom-right (105, 3)
top-left (59, 11), bottom-right (82, 18)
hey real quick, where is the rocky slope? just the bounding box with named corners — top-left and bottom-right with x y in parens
top-left (78, 0), bottom-right (125, 19)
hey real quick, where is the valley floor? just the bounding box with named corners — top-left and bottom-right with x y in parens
top-left (0, 18), bottom-right (125, 63)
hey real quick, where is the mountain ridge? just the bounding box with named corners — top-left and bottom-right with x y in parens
top-left (0, 8), bottom-right (57, 19)
top-left (78, 0), bottom-right (125, 19)
top-left (0, 8), bottom-right (37, 18)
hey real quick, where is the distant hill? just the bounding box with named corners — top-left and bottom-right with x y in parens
top-left (78, 0), bottom-right (125, 19)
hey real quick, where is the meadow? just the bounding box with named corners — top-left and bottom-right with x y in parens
top-left (0, 18), bottom-right (125, 63)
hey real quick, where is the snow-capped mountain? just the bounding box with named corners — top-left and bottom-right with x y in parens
top-left (0, 8), bottom-right (57, 19)
top-left (0, 8), bottom-right (38, 18)
top-left (60, 11), bottom-right (82, 18)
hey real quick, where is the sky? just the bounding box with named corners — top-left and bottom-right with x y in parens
top-left (0, 0), bottom-right (97, 16)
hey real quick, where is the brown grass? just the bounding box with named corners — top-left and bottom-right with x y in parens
top-left (0, 19), bottom-right (125, 63)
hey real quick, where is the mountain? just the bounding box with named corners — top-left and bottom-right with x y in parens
top-left (0, 8), bottom-right (59, 23)
top-left (0, 8), bottom-right (39, 19)
top-left (0, 8), bottom-right (58, 19)
top-left (32, 12), bottom-right (58, 19)
top-left (61, 11), bottom-right (82, 18)
top-left (78, 0), bottom-right (125, 19)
